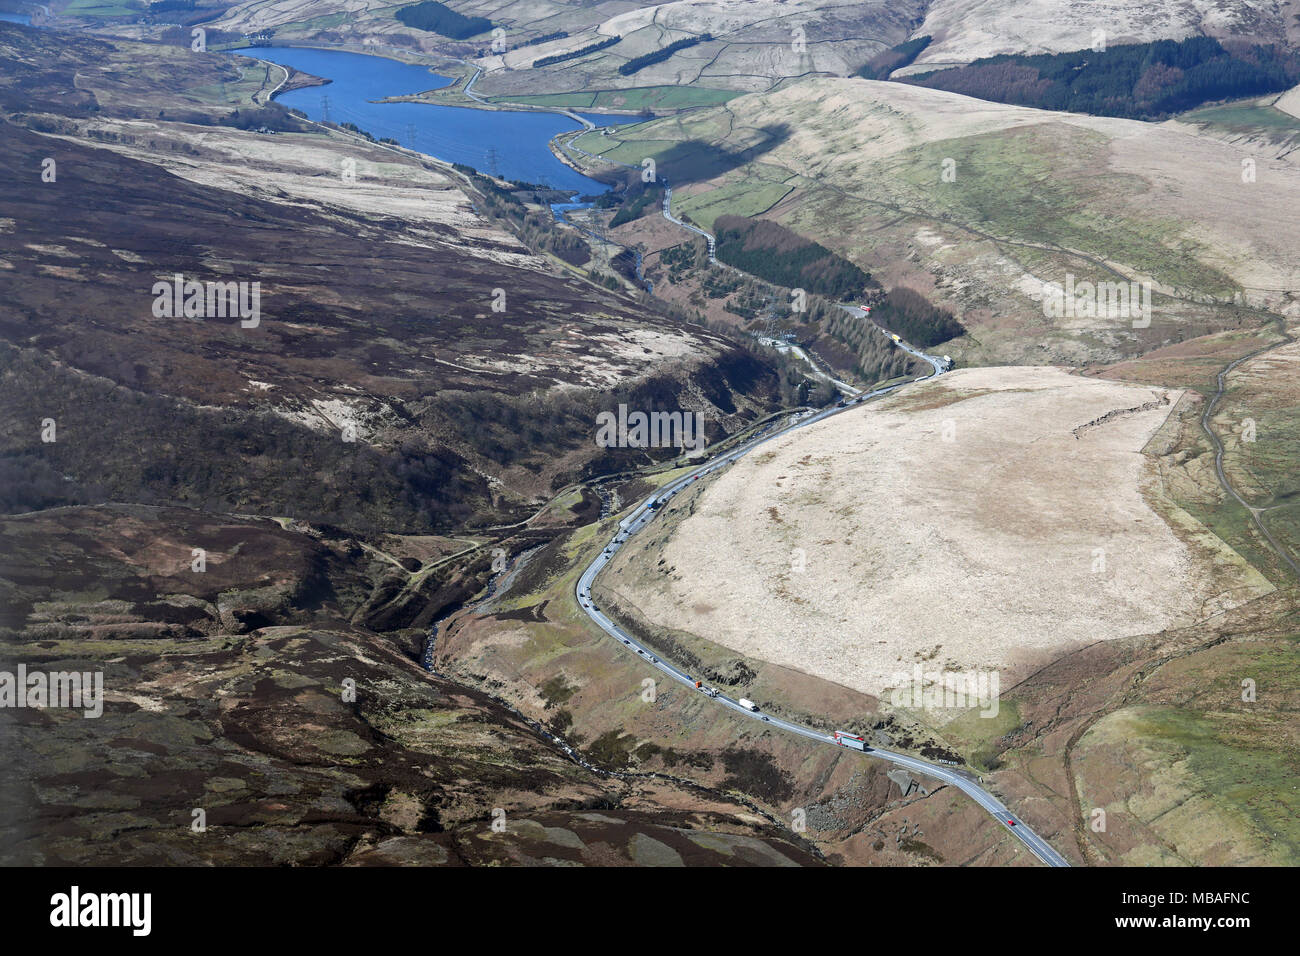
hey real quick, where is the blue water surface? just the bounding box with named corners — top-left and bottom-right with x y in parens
top-left (237, 47), bottom-right (629, 195)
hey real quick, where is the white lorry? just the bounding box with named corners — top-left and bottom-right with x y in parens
top-left (738, 698), bottom-right (759, 712)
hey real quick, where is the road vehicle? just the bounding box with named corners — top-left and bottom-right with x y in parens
top-left (834, 731), bottom-right (867, 751)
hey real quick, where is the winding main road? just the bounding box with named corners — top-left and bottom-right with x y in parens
top-left (243, 57), bottom-right (1068, 864)
top-left (574, 328), bottom-right (1070, 867)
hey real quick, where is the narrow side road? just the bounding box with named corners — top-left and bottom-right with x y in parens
top-left (464, 66), bottom-right (595, 130)
top-left (1198, 324), bottom-right (1299, 579)
top-left (661, 184), bottom-right (716, 260)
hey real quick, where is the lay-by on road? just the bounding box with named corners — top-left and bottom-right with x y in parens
top-left (574, 328), bottom-right (1070, 868)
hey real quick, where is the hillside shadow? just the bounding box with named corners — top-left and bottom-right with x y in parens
top-left (650, 123), bottom-right (792, 185)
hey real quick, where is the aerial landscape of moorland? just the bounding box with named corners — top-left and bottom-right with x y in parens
top-left (0, 0), bottom-right (1296, 919)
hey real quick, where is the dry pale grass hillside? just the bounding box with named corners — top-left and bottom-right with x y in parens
top-left (607, 367), bottom-right (1273, 698)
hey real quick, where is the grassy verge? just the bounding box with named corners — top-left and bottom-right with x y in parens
top-left (936, 702), bottom-right (1023, 772)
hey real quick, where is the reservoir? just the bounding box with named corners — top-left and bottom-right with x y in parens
top-left (237, 47), bottom-right (629, 195)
